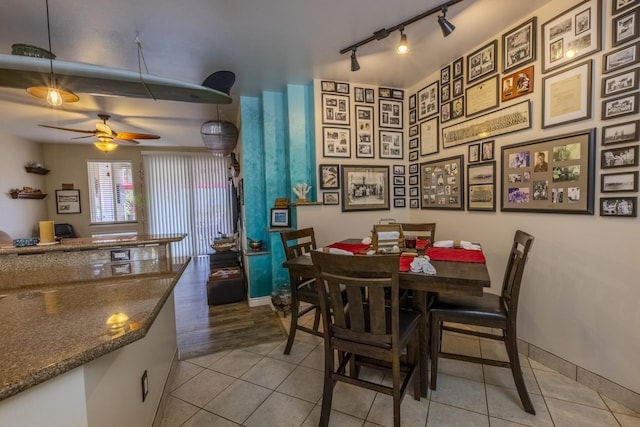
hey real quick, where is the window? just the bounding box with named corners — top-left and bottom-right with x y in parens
top-left (87, 161), bottom-right (137, 224)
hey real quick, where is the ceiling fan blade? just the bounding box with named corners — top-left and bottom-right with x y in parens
top-left (114, 138), bottom-right (141, 145)
top-left (116, 132), bottom-right (160, 140)
top-left (71, 135), bottom-right (95, 140)
top-left (39, 124), bottom-right (96, 134)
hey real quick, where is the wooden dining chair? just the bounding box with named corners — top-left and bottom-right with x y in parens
top-left (429, 230), bottom-right (536, 414)
top-left (280, 228), bottom-right (323, 355)
top-left (399, 222), bottom-right (436, 243)
top-left (311, 251), bottom-right (422, 427)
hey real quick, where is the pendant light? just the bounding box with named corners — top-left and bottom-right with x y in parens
top-left (26, 0), bottom-right (79, 106)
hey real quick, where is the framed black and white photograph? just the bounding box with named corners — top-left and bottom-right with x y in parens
top-left (392, 89), bottom-right (404, 100)
top-left (601, 171), bottom-right (638, 192)
top-left (409, 125), bottom-right (419, 137)
top-left (394, 176), bottom-right (405, 186)
top-left (409, 150), bottom-right (419, 161)
top-left (322, 127), bottom-right (351, 158)
top-left (319, 164), bottom-right (339, 189)
top-left (441, 83), bottom-right (451, 103)
top-left (441, 102), bottom-right (451, 123)
top-left (354, 87), bottom-right (365, 102)
top-left (341, 165), bottom-right (390, 212)
top-left (612, 7), bottom-right (639, 47)
top-left (501, 65), bottom-right (534, 103)
top-left (365, 88), bottom-right (375, 104)
top-left (500, 129), bottom-right (596, 214)
top-left (420, 116), bottom-right (439, 156)
top-left (613, 0), bottom-right (640, 15)
top-left (409, 93), bottom-right (416, 110)
top-left (393, 164), bottom-right (405, 175)
top-left (482, 140), bottom-right (495, 161)
top-left (321, 80), bottom-right (336, 92)
top-left (379, 87), bottom-right (392, 98)
top-left (503, 17), bottom-right (537, 73)
top-left (417, 81), bottom-right (439, 121)
top-left (394, 198), bottom-right (406, 208)
top-left (56, 189), bottom-right (81, 214)
top-left (452, 77), bottom-right (464, 98)
top-left (409, 163), bottom-right (419, 175)
top-left (468, 143), bottom-right (480, 163)
top-left (409, 109), bottom-right (417, 125)
top-left (467, 161), bottom-right (496, 211)
top-left (602, 120), bottom-right (639, 145)
top-left (380, 130), bottom-right (403, 159)
top-left (600, 196), bottom-right (637, 217)
top-left (409, 138), bottom-right (419, 150)
top-left (270, 208), bottom-right (290, 227)
top-left (603, 41), bottom-right (640, 73)
top-left (441, 65), bottom-right (450, 84)
top-left (379, 99), bottom-right (403, 129)
top-left (453, 57), bottom-right (464, 79)
top-left (322, 93), bottom-right (350, 125)
top-left (601, 145), bottom-right (639, 169)
top-left (355, 105), bottom-right (374, 158)
top-left (410, 198), bottom-right (420, 209)
top-left (465, 75), bottom-right (498, 117)
top-left (541, 0), bottom-right (602, 73)
top-left (420, 155), bottom-right (464, 210)
top-left (409, 187), bottom-right (419, 198)
top-left (467, 40), bottom-right (497, 84)
top-left (323, 192), bottom-right (340, 205)
top-left (601, 92), bottom-right (639, 120)
top-left (542, 60), bottom-right (592, 128)
top-left (336, 82), bottom-right (350, 94)
top-left (409, 175), bottom-right (419, 186)
top-left (601, 67), bottom-right (639, 98)
top-left (394, 186), bottom-right (405, 197)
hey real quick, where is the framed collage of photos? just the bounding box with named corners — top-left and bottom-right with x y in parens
top-left (502, 17), bottom-right (537, 73)
top-left (322, 93), bottom-right (350, 126)
top-left (417, 81), bottom-right (439, 121)
top-left (355, 105), bottom-right (374, 158)
top-left (379, 99), bottom-right (403, 129)
top-left (542, 60), bottom-right (592, 128)
top-left (467, 161), bottom-right (497, 211)
top-left (380, 130), bottom-right (403, 159)
top-left (340, 165), bottom-right (390, 212)
top-left (467, 40), bottom-right (497, 84)
top-left (322, 127), bottom-right (351, 158)
top-left (541, 0), bottom-right (602, 73)
top-left (420, 155), bottom-right (464, 210)
top-left (500, 128), bottom-right (596, 214)
top-left (501, 65), bottom-right (534, 103)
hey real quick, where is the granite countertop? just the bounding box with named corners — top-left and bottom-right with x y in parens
top-left (0, 233), bottom-right (186, 256)
top-left (0, 257), bottom-right (190, 402)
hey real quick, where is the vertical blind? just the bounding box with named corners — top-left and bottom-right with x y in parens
top-left (143, 152), bottom-right (233, 257)
top-left (87, 161), bottom-right (136, 223)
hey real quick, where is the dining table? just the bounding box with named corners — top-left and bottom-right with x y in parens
top-left (282, 239), bottom-right (491, 396)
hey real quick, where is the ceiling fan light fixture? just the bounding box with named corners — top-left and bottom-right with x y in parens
top-left (94, 141), bottom-right (118, 153)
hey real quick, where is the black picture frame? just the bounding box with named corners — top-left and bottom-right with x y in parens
top-left (379, 98), bottom-right (403, 129)
top-left (394, 198), bottom-right (406, 208)
top-left (55, 189), bottom-right (81, 214)
top-left (602, 120), bottom-right (640, 145)
top-left (319, 164), bottom-right (339, 189)
top-left (601, 92), bottom-right (639, 120)
top-left (603, 41), bottom-right (640, 74)
top-left (601, 67), bottom-right (639, 98)
top-left (600, 196), bottom-right (637, 217)
top-left (441, 65), bottom-right (450, 84)
top-left (417, 81), bottom-right (439, 121)
top-left (420, 116), bottom-right (439, 157)
top-left (468, 143), bottom-right (480, 163)
top-left (542, 60), bottom-right (593, 128)
top-left (335, 82), bottom-right (350, 94)
top-left (601, 171), bottom-right (638, 192)
top-left (355, 105), bottom-right (374, 159)
top-left (393, 176), bottom-right (405, 186)
top-left (323, 192), bottom-right (340, 205)
top-left (321, 80), bottom-right (336, 92)
top-left (322, 93), bottom-right (350, 125)
top-left (453, 57), bottom-right (464, 79)
top-left (409, 94), bottom-right (416, 110)
top-left (322, 126), bottom-right (351, 158)
top-left (270, 208), bottom-right (290, 227)
top-left (612, 7), bottom-right (639, 47)
top-left (354, 87), bottom-right (365, 102)
top-left (420, 155), bottom-right (464, 210)
top-left (365, 88), bottom-right (375, 104)
top-left (410, 198), bottom-right (420, 209)
top-left (467, 40), bottom-right (497, 84)
top-left (502, 17), bottom-right (537, 73)
top-left (393, 164), bottom-right (405, 175)
top-left (467, 161), bottom-right (497, 211)
top-left (379, 130), bottom-right (403, 159)
top-left (341, 165), bottom-right (390, 212)
top-left (613, 0), bottom-right (640, 14)
top-left (601, 145), bottom-right (639, 169)
top-left (481, 140), bottom-right (495, 161)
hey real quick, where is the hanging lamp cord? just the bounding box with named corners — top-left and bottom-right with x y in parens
top-left (45, 0), bottom-right (55, 83)
top-left (136, 36), bottom-right (156, 100)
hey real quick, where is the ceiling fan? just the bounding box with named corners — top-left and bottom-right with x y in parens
top-left (39, 113), bottom-right (160, 151)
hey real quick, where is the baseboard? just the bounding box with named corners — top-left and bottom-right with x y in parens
top-left (519, 339), bottom-right (640, 413)
top-left (248, 295), bottom-right (272, 307)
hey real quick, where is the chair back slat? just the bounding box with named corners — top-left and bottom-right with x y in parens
top-left (501, 230), bottom-right (534, 314)
top-left (399, 223), bottom-right (436, 243)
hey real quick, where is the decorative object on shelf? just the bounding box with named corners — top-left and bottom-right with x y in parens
top-left (292, 182), bottom-right (311, 203)
top-left (9, 187), bottom-right (47, 199)
top-left (248, 238), bottom-right (263, 251)
top-left (25, 162), bottom-right (49, 174)
top-left (270, 208), bottom-right (291, 227)
top-left (211, 233), bottom-right (237, 252)
top-left (274, 197), bottom-right (289, 208)
top-left (271, 283), bottom-right (292, 316)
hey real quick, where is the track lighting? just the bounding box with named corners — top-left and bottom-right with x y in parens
top-left (350, 49), bottom-right (360, 72)
top-left (438, 6), bottom-right (456, 37)
top-left (339, 0), bottom-right (463, 70)
top-left (397, 28), bottom-right (409, 54)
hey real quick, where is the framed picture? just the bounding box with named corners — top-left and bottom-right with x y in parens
top-left (465, 75), bottom-right (498, 117)
top-left (322, 127), bottom-right (351, 158)
top-left (453, 57), bottom-right (464, 78)
top-left (409, 175), bottom-right (419, 186)
top-left (441, 102), bottom-right (451, 123)
top-left (603, 41), bottom-right (640, 73)
top-left (393, 176), bottom-right (405, 186)
top-left (613, 0), bottom-right (640, 15)
top-left (601, 171), bottom-right (638, 192)
top-left (365, 88), bottom-right (375, 104)
top-left (601, 145), bottom-right (639, 169)
top-left (602, 93), bottom-right (639, 120)
top-left (420, 117), bottom-right (439, 156)
top-left (322, 93), bottom-right (350, 125)
top-left (502, 17), bottom-right (537, 73)
top-left (602, 120), bottom-right (639, 145)
top-left (321, 80), bottom-right (336, 92)
top-left (467, 40), bottom-right (497, 84)
top-left (410, 198), bottom-right (420, 209)
top-left (409, 109), bottom-right (417, 125)
top-left (452, 77), bottom-right (464, 98)
top-left (482, 140), bottom-right (495, 161)
top-left (467, 161), bottom-right (497, 211)
top-left (501, 65), bottom-right (534, 103)
top-left (500, 128), bottom-right (596, 214)
top-left (55, 189), bottom-right (81, 214)
top-left (319, 164), bottom-right (339, 189)
top-left (451, 97), bottom-right (465, 119)
top-left (600, 196), bottom-right (637, 217)
top-left (355, 105), bottom-right (374, 158)
top-left (441, 65), bottom-right (450, 84)
top-left (409, 138), bottom-right (419, 150)
top-left (601, 67), bottom-right (639, 98)
top-left (379, 87), bottom-right (392, 98)
top-left (354, 87), bottom-right (365, 102)
top-left (409, 150), bottom-right (419, 161)
top-left (409, 163), bottom-right (419, 174)
top-left (441, 83), bottom-right (451, 103)
top-left (323, 192), bottom-right (340, 205)
top-left (468, 143), bottom-right (480, 163)
top-left (379, 99), bottom-right (403, 129)
top-left (391, 89), bottom-right (404, 100)
top-left (394, 186), bottom-right (405, 197)
top-left (336, 82), bottom-right (350, 94)
top-left (542, 60), bottom-right (593, 128)
top-left (340, 165), bottom-right (390, 212)
top-left (270, 208), bottom-right (290, 227)
top-left (442, 100), bottom-right (531, 148)
top-left (612, 7), bottom-right (639, 47)
top-left (409, 125), bottom-right (419, 137)
top-left (394, 198), bottom-right (406, 208)
top-left (541, 0), bottom-right (602, 73)
top-left (409, 94), bottom-right (416, 110)
top-left (420, 155), bottom-right (464, 210)
top-left (417, 81), bottom-right (439, 121)
top-left (393, 165), bottom-right (405, 175)
top-left (409, 187), bottom-right (419, 197)
top-left (379, 130), bottom-right (403, 159)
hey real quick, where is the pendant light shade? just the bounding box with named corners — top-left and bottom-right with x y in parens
top-left (201, 120), bottom-right (239, 156)
top-left (93, 141), bottom-right (119, 153)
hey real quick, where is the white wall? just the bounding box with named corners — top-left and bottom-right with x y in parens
top-left (306, 0), bottom-right (640, 394)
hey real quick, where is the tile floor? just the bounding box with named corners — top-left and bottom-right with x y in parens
top-left (157, 307), bottom-right (640, 427)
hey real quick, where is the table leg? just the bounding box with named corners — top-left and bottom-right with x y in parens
top-left (414, 289), bottom-right (429, 397)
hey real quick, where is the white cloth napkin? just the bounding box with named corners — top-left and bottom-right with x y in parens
top-left (410, 256), bottom-right (437, 275)
top-left (377, 231), bottom-right (400, 241)
top-left (432, 240), bottom-right (481, 250)
top-left (310, 247), bottom-right (354, 256)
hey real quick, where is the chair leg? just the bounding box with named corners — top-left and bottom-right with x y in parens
top-left (411, 335), bottom-right (421, 400)
top-left (392, 353), bottom-right (402, 427)
top-left (429, 315), bottom-right (441, 390)
top-left (505, 330), bottom-right (536, 415)
top-left (319, 348), bottom-right (336, 427)
top-left (283, 302), bottom-right (300, 355)
top-left (312, 306), bottom-right (321, 331)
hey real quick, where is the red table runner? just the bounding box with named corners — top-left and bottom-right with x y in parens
top-left (399, 255), bottom-right (414, 272)
top-left (326, 242), bottom-right (370, 254)
top-left (425, 247), bottom-right (486, 263)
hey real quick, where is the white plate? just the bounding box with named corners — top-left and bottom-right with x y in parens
top-left (37, 241), bottom-right (60, 246)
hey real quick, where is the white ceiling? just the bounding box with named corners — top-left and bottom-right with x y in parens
top-left (0, 0), bottom-right (551, 149)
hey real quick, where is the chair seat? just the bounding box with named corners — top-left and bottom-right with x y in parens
top-left (429, 293), bottom-right (507, 324)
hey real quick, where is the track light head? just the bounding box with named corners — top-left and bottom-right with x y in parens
top-left (350, 49), bottom-right (360, 72)
top-left (396, 28), bottom-right (409, 54)
top-left (438, 6), bottom-right (455, 37)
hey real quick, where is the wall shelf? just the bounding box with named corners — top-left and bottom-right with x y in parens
top-left (25, 166), bottom-right (50, 175)
top-left (9, 192), bottom-right (47, 199)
